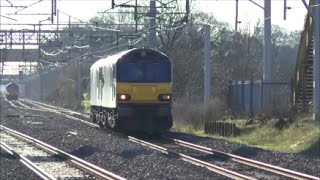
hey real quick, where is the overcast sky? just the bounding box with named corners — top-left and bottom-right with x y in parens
top-left (0, 0), bottom-right (308, 31)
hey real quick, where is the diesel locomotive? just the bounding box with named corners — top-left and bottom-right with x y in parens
top-left (5, 83), bottom-right (19, 100)
top-left (90, 48), bottom-right (173, 134)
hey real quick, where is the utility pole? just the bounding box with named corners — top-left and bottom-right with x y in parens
top-left (235, 0), bottom-right (239, 31)
top-left (314, 0), bottom-right (320, 121)
top-left (283, 0), bottom-right (287, 20)
top-left (56, 9), bottom-right (59, 42)
top-left (77, 39), bottom-right (83, 108)
top-left (148, 0), bottom-right (157, 49)
top-left (263, 0), bottom-right (272, 111)
top-left (77, 61), bottom-right (82, 107)
top-left (263, 0), bottom-right (272, 83)
top-left (38, 22), bottom-right (43, 101)
top-left (204, 25), bottom-right (211, 109)
top-left (134, 0), bottom-right (138, 33)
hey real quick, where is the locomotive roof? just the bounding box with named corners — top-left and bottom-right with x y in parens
top-left (90, 48), bottom-right (170, 70)
top-left (6, 82), bottom-right (19, 87)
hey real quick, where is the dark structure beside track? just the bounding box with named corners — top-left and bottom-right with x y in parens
top-left (228, 80), bottom-right (292, 114)
top-left (205, 121), bottom-right (239, 137)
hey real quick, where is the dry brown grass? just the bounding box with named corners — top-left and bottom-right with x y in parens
top-left (172, 98), bottom-right (227, 131)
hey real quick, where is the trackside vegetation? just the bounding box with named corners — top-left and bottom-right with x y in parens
top-left (172, 111), bottom-right (320, 156)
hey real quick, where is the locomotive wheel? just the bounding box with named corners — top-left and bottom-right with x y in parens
top-left (90, 113), bottom-right (97, 123)
top-left (102, 113), bottom-right (107, 127)
top-left (97, 113), bottom-right (103, 128)
top-left (108, 112), bottom-right (118, 129)
top-left (108, 116), bottom-right (116, 128)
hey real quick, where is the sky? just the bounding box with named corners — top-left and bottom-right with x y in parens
top-left (0, 0), bottom-right (309, 31)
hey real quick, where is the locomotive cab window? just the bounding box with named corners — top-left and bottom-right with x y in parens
top-left (117, 63), bottom-right (171, 82)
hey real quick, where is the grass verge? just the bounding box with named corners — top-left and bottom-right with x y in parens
top-left (172, 115), bottom-right (320, 156)
top-left (81, 92), bottom-right (91, 112)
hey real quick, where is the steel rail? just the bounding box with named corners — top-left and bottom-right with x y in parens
top-left (0, 125), bottom-right (126, 180)
top-left (0, 142), bottom-right (56, 180)
top-left (21, 99), bottom-right (90, 118)
top-left (1, 93), bottom-right (40, 110)
top-left (19, 100), bottom-right (99, 128)
top-left (6, 99), bottom-right (56, 112)
top-left (15, 100), bottom-right (31, 108)
top-left (128, 136), bottom-right (255, 180)
top-left (163, 136), bottom-right (319, 180)
top-left (1, 93), bottom-right (18, 108)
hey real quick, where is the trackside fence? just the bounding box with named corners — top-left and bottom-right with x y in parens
top-left (204, 121), bottom-right (237, 137)
top-left (228, 80), bottom-right (292, 114)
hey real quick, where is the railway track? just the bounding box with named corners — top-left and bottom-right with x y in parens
top-left (16, 99), bottom-right (99, 128)
top-left (4, 99), bottom-right (319, 180)
top-left (128, 136), bottom-right (255, 180)
top-left (161, 136), bottom-right (320, 180)
top-left (1, 95), bottom-right (49, 112)
top-left (20, 98), bottom-right (90, 119)
top-left (0, 125), bottom-right (125, 180)
top-left (130, 136), bottom-right (319, 180)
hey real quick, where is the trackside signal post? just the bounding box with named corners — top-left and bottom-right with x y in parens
top-left (314, 0), bottom-right (320, 121)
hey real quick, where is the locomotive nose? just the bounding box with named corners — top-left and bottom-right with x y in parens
top-left (132, 85), bottom-right (157, 102)
top-left (117, 83), bottom-right (171, 103)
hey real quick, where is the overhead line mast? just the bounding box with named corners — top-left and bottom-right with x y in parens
top-left (110, 0), bottom-right (190, 49)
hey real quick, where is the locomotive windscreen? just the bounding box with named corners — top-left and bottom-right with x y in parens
top-left (117, 63), bottom-right (171, 82)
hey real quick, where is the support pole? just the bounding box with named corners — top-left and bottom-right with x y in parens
top-left (77, 61), bottom-right (82, 107)
top-left (284, 0), bottom-right (287, 20)
top-left (39, 68), bottom-right (43, 101)
top-left (314, 0), bottom-right (320, 121)
top-left (263, 0), bottom-right (272, 83)
top-left (76, 38), bottom-right (83, 107)
top-left (135, 0), bottom-right (138, 33)
top-left (56, 9), bottom-right (59, 42)
top-left (51, 0), bottom-right (54, 23)
top-left (235, 0), bottom-right (239, 31)
top-left (38, 23), bottom-right (43, 101)
top-left (204, 24), bottom-right (211, 108)
top-left (263, 0), bottom-right (272, 111)
top-left (301, 0), bottom-right (313, 17)
top-left (148, 0), bottom-right (157, 49)
top-left (1, 51), bottom-right (3, 80)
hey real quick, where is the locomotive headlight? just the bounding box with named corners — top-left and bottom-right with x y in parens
top-left (158, 94), bottom-right (172, 101)
top-left (117, 94), bottom-right (131, 101)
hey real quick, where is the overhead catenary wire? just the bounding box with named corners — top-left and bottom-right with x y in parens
top-left (5, 0), bottom-right (13, 6)
top-left (100, 0), bottom-right (135, 14)
top-left (14, 0), bottom-right (44, 14)
top-left (58, 10), bottom-right (122, 32)
top-left (39, 34), bottom-right (144, 71)
top-left (11, 0), bottom-right (192, 76)
top-left (28, 37), bottom-right (144, 77)
top-left (39, 18), bottom-right (194, 64)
